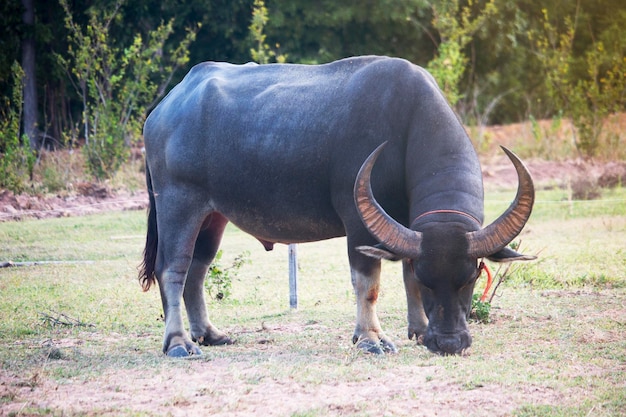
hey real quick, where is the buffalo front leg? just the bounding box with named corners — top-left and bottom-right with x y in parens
top-left (183, 213), bottom-right (233, 347)
top-left (403, 260), bottom-right (428, 343)
top-left (350, 265), bottom-right (398, 354)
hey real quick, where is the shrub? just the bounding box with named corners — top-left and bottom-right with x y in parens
top-left (0, 62), bottom-right (36, 193)
top-left (470, 294), bottom-right (491, 324)
top-left (58, 0), bottom-right (198, 180)
top-left (532, 9), bottom-right (626, 158)
top-left (205, 250), bottom-right (251, 301)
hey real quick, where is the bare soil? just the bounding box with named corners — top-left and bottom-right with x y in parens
top-left (0, 357), bottom-right (581, 417)
top-left (1, 158), bottom-right (625, 222)
top-left (0, 187), bottom-right (148, 222)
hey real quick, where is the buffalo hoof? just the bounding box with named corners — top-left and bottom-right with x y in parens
top-left (408, 328), bottom-right (426, 344)
top-left (207, 335), bottom-right (234, 346)
top-left (166, 344), bottom-right (203, 358)
top-left (194, 334), bottom-right (234, 346)
top-left (354, 337), bottom-right (398, 355)
top-left (193, 330), bottom-right (235, 346)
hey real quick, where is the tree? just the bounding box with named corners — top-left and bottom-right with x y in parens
top-left (249, 0), bottom-right (286, 64)
top-left (264, 0), bottom-right (432, 65)
top-left (426, 0), bottom-right (497, 108)
top-left (532, 4), bottom-right (626, 157)
top-left (20, 0), bottom-right (38, 150)
top-left (0, 61), bottom-right (36, 192)
top-left (58, 0), bottom-right (198, 179)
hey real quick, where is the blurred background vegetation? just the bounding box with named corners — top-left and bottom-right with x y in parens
top-left (0, 0), bottom-right (625, 191)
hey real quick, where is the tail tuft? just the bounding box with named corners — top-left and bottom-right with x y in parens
top-left (138, 164), bottom-right (158, 291)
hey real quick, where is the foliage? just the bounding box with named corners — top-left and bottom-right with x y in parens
top-left (58, 0), bottom-right (198, 180)
top-left (0, 61), bottom-right (36, 193)
top-left (427, 0), bottom-right (497, 107)
top-left (205, 250), bottom-right (251, 300)
top-left (532, 7), bottom-right (626, 157)
top-left (265, 0), bottom-right (432, 65)
top-left (249, 0), bottom-right (287, 64)
top-left (470, 294), bottom-right (491, 323)
top-left (1, 0), bottom-right (626, 162)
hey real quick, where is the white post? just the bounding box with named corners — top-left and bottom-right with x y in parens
top-left (288, 244), bottom-right (298, 309)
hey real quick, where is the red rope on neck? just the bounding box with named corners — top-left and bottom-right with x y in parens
top-left (411, 209), bottom-right (481, 228)
top-left (478, 261), bottom-right (493, 302)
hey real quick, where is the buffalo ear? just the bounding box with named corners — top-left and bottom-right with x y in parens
top-left (486, 246), bottom-right (537, 263)
top-left (356, 244), bottom-right (403, 261)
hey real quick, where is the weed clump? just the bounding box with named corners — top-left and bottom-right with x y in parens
top-left (570, 177), bottom-right (602, 200)
top-left (470, 295), bottom-right (491, 323)
top-left (597, 162), bottom-right (626, 189)
top-left (205, 250), bottom-right (250, 301)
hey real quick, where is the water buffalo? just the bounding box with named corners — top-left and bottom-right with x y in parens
top-left (139, 56), bottom-right (535, 357)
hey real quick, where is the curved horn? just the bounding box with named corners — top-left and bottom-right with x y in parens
top-left (467, 146), bottom-right (535, 258)
top-left (353, 142), bottom-right (422, 259)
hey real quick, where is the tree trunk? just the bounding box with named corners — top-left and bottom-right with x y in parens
top-left (21, 0), bottom-right (38, 150)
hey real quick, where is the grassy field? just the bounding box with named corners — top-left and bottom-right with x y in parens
top-left (0, 187), bottom-right (625, 416)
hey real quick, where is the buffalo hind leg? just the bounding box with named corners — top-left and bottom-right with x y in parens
top-left (155, 200), bottom-right (205, 357)
top-left (350, 263), bottom-right (398, 355)
top-left (156, 195), bottom-right (232, 357)
top-left (184, 212), bottom-right (233, 347)
top-left (402, 259), bottom-right (428, 343)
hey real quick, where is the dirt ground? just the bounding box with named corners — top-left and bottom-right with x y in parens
top-left (0, 355), bottom-right (580, 417)
top-left (1, 157), bottom-right (625, 222)
top-left (0, 186), bottom-right (148, 222)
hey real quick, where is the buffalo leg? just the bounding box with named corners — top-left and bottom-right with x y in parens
top-left (154, 196), bottom-right (207, 357)
top-left (402, 259), bottom-right (428, 343)
top-left (183, 213), bottom-right (233, 347)
top-left (349, 260), bottom-right (398, 354)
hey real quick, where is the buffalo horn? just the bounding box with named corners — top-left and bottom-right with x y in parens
top-left (354, 142), bottom-right (422, 259)
top-left (466, 146), bottom-right (535, 258)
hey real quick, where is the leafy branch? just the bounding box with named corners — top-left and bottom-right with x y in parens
top-left (58, 0), bottom-right (199, 180)
top-left (249, 0), bottom-right (287, 64)
top-left (531, 6), bottom-right (626, 157)
top-left (427, 0), bottom-right (497, 107)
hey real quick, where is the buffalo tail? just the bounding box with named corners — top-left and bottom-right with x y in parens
top-left (138, 163), bottom-right (158, 291)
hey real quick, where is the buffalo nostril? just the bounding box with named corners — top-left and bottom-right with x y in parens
top-left (437, 336), bottom-right (461, 354)
top-left (423, 331), bottom-right (472, 355)
top-left (436, 334), bottom-right (470, 355)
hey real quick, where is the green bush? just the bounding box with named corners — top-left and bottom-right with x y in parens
top-left (427, 0), bottom-right (497, 107)
top-left (533, 9), bottom-right (626, 157)
top-left (0, 62), bottom-right (36, 193)
top-left (58, 0), bottom-right (197, 181)
top-left (205, 250), bottom-right (251, 301)
top-left (470, 294), bottom-right (491, 324)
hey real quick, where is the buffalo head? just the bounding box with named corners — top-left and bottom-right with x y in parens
top-left (353, 143), bottom-right (535, 355)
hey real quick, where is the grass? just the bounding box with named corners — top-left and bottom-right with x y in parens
top-left (0, 187), bottom-right (625, 416)
top-left (483, 187), bottom-right (626, 290)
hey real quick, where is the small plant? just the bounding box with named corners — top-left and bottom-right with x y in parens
top-left (205, 250), bottom-right (250, 301)
top-left (470, 241), bottom-right (536, 323)
top-left (470, 294), bottom-right (491, 323)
